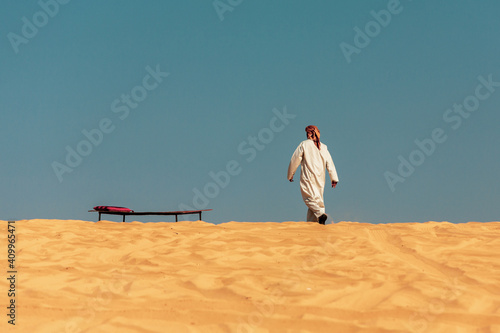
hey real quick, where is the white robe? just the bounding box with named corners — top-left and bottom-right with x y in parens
top-left (287, 139), bottom-right (339, 222)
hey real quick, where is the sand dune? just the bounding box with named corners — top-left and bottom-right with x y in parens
top-left (1, 219), bottom-right (500, 332)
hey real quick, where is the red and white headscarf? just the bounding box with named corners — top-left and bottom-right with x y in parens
top-left (305, 125), bottom-right (321, 150)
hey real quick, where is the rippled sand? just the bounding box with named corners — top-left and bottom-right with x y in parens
top-left (1, 219), bottom-right (500, 332)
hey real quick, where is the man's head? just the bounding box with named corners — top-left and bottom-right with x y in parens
top-left (305, 125), bottom-right (321, 149)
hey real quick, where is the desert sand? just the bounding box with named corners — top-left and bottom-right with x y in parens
top-left (1, 219), bottom-right (500, 333)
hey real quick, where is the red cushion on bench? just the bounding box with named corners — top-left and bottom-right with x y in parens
top-left (93, 206), bottom-right (134, 213)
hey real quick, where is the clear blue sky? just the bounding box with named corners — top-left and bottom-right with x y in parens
top-left (1, 0), bottom-right (499, 223)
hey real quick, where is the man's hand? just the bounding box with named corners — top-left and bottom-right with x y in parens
top-left (332, 181), bottom-right (338, 188)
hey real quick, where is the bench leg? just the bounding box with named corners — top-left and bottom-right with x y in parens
top-left (122, 215), bottom-right (126, 223)
top-left (175, 215), bottom-right (178, 222)
top-left (199, 212), bottom-right (202, 220)
top-left (98, 212), bottom-right (101, 221)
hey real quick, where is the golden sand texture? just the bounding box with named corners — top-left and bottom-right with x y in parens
top-left (1, 219), bottom-right (500, 333)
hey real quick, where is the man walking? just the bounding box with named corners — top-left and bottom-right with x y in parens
top-left (287, 125), bottom-right (339, 224)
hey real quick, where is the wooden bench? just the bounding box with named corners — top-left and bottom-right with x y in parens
top-left (88, 209), bottom-right (212, 222)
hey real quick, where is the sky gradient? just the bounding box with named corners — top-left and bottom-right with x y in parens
top-left (1, 0), bottom-right (499, 224)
